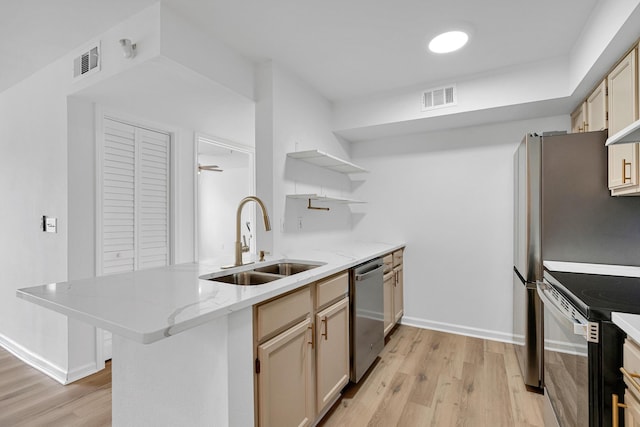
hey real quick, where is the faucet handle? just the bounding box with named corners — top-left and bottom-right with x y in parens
top-left (259, 250), bottom-right (270, 262)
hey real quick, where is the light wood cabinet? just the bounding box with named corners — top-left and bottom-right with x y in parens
top-left (384, 249), bottom-right (405, 337)
top-left (571, 101), bottom-right (587, 133)
top-left (315, 297), bottom-right (349, 413)
top-left (570, 80), bottom-right (607, 133)
top-left (254, 271), bottom-right (350, 426)
top-left (383, 271), bottom-right (394, 336)
top-left (587, 79), bottom-right (608, 132)
top-left (393, 263), bottom-right (404, 324)
top-left (257, 318), bottom-right (314, 427)
top-left (624, 390), bottom-right (640, 427)
top-left (608, 48), bottom-right (640, 195)
top-left (613, 338), bottom-right (640, 427)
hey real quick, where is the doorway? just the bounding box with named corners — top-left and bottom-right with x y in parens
top-left (195, 135), bottom-right (255, 263)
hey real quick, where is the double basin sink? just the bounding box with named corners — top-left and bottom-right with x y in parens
top-left (199, 260), bottom-right (325, 286)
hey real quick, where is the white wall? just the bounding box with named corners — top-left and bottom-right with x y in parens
top-left (351, 115), bottom-right (569, 342)
top-left (1, 2), bottom-right (256, 382)
top-left (256, 62), bottom-right (356, 254)
top-left (0, 53), bottom-right (71, 379)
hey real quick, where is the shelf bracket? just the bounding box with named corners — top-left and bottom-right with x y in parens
top-left (307, 199), bottom-right (330, 211)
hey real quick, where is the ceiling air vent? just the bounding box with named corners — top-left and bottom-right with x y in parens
top-left (421, 84), bottom-right (456, 111)
top-left (73, 44), bottom-right (100, 78)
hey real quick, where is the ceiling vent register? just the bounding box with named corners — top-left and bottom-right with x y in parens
top-left (421, 84), bottom-right (456, 111)
top-left (73, 44), bottom-right (100, 78)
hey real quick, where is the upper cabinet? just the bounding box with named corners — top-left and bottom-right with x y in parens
top-left (607, 47), bottom-right (640, 195)
top-left (571, 80), bottom-right (607, 133)
top-left (571, 101), bottom-right (587, 133)
top-left (587, 80), bottom-right (608, 132)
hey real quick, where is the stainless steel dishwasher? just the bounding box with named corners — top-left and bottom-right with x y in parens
top-left (350, 258), bottom-right (384, 383)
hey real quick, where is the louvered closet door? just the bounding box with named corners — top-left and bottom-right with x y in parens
top-left (100, 118), bottom-right (170, 275)
top-left (102, 120), bottom-right (136, 274)
top-left (137, 128), bottom-right (170, 269)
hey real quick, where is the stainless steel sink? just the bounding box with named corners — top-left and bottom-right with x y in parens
top-left (200, 260), bottom-right (325, 286)
top-left (206, 271), bottom-right (282, 286)
top-left (253, 262), bottom-right (321, 276)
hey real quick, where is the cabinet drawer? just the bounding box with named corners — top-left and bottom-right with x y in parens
top-left (383, 254), bottom-right (393, 273)
top-left (256, 286), bottom-right (311, 342)
top-left (392, 249), bottom-right (404, 267)
top-left (317, 272), bottom-right (348, 309)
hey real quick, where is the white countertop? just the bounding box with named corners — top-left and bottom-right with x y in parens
top-left (613, 312), bottom-right (640, 343)
top-left (17, 241), bottom-right (404, 344)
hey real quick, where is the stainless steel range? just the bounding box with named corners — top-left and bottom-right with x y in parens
top-left (540, 268), bottom-right (640, 427)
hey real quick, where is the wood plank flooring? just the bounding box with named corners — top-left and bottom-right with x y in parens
top-left (320, 325), bottom-right (545, 427)
top-left (0, 349), bottom-right (111, 426)
top-left (0, 325), bottom-right (543, 426)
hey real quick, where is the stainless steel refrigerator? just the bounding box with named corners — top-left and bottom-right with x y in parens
top-left (513, 130), bottom-right (640, 391)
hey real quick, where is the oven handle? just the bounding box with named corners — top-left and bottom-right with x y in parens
top-left (536, 281), bottom-right (597, 342)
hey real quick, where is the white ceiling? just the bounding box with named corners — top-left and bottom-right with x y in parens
top-left (2, 0), bottom-right (598, 102)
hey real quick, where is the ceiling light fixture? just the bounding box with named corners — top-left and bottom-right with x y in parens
top-left (428, 31), bottom-right (469, 54)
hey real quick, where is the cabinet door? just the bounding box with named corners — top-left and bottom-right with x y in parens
top-left (393, 265), bottom-right (404, 323)
top-left (257, 318), bottom-right (314, 427)
top-left (625, 389), bottom-right (640, 427)
top-left (586, 80), bottom-right (607, 131)
top-left (608, 49), bottom-right (639, 190)
top-left (315, 297), bottom-right (349, 413)
top-left (383, 271), bottom-right (395, 336)
top-left (571, 102), bottom-right (587, 133)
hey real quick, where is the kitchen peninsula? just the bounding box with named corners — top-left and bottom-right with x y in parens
top-left (16, 242), bottom-right (404, 426)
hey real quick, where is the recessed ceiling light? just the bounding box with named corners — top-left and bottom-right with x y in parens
top-left (428, 31), bottom-right (469, 54)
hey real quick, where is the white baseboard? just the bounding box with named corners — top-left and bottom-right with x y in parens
top-left (400, 316), bottom-right (518, 345)
top-left (67, 361), bottom-right (100, 384)
top-left (0, 332), bottom-right (99, 385)
top-left (0, 332), bottom-right (67, 384)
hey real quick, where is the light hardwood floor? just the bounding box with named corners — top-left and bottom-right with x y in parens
top-left (0, 349), bottom-right (111, 426)
top-left (0, 325), bottom-right (543, 426)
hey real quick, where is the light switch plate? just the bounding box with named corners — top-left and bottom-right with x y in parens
top-left (42, 216), bottom-right (57, 233)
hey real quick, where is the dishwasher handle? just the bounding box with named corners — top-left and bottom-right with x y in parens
top-left (355, 264), bottom-right (384, 281)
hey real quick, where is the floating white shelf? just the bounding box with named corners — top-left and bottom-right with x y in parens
top-left (287, 194), bottom-right (367, 206)
top-left (287, 150), bottom-right (368, 174)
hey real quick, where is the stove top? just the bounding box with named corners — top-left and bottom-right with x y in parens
top-left (544, 269), bottom-right (640, 320)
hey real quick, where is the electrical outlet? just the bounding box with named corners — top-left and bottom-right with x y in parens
top-left (297, 217), bottom-right (303, 230)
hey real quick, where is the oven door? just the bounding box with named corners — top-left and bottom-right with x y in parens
top-left (537, 281), bottom-right (590, 427)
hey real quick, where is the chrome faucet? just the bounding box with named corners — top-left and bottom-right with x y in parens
top-left (225, 196), bottom-right (271, 268)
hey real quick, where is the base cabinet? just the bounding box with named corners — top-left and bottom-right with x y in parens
top-left (384, 249), bottom-right (405, 337)
top-left (383, 271), bottom-right (394, 336)
top-left (614, 337), bottom-right (640, 426)
top-left (257, 318), bottom-right (314, 427)
top-left (625, 390), bottom-right (640, 427)
top-left (393, 264), bottom-right (404, 323)
top-left (315, 297), bottom-right (350, 413)
top-left (254, 272), bottom-right (350, 427)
